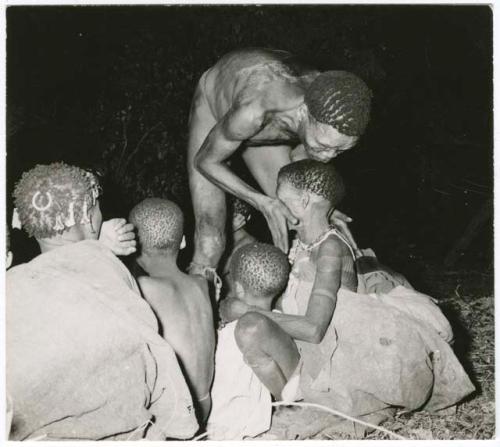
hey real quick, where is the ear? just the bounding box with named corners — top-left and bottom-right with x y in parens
top-left (301, 191), bottom-right (310, 209)
top-left (234, 280), bottom-right (245, 299)
top-left (327, 207), bottom-right (335, 221)
top-left (298, 102), bottom-right (309, 120)
top-left (232, 214), bottom-right (246, 232)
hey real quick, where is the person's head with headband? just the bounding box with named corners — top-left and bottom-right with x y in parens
top-left (298, 71), bottom-right (372, 162)
top-left (13, 162), bottom-right (102, 253)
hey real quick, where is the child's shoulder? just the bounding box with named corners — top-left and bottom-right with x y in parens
top-left (319, 233), bottom-right (352, 256)
top-left (137, 275), bottom-right (175, 296)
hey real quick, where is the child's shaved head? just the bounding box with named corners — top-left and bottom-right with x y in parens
top-left (278, 159), bottom-right (345, 207)
top-left (129, 198), bottom-right (183, 252)
top-left (231, 242), bottom-right (290, 297)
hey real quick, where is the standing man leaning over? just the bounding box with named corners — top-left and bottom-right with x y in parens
top-left (187, 48), bottom-right (372, 284)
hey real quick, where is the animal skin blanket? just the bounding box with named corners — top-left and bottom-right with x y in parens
top-left (281, 236), bottom-right (475, 424)
top-left (6, 240), bottom-right (198, 441)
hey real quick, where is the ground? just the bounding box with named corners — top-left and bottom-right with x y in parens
top-left (263, 267), bottom-right (494, 441)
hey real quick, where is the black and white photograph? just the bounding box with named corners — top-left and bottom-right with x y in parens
top-left (4, 2), bottom-right (494, 442)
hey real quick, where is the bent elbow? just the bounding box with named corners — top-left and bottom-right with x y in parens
top-left (194, 151), bottom-right (207, 174)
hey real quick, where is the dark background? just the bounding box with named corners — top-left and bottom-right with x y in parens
top-left (6, 5), bottom-right (493, 293)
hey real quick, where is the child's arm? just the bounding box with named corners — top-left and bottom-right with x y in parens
top-left (99, 218), bottom-right (137, 256)
top-left (227, 237), bottom-right (344, 344)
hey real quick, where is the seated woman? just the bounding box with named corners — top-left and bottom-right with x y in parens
top-left (6, 162), bottom-right (198, 441)
top-left (222, 160), bottom-right (475, 433)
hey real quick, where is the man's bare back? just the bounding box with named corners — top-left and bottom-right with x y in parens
top-left (137, 272), bottom-right (215, 424)
top-left (201, 48), bottom-right (317, 143)
top-left (187, 48), bottom-right (371, 279)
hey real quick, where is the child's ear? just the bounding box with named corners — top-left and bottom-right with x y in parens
top-left (298, 102), bottom-right (309, 121)
top-left (232, 214), bottom-right (245, 232)
top-left (234, 280), bottom-right (245, 299)
top-left (301, 191), bottom-right (310, 209)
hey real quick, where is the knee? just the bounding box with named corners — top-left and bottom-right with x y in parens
top-left (195, 218), bottom-right (226, 256)
top-left (235, 312), bottom-right (272, 349)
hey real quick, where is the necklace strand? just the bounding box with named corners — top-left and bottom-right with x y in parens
top-left (297, 225), bottom-right (337, 251)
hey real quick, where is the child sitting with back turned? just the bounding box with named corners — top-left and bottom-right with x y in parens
top-left (129, 198), bottom-right (215, 426)
top-left (207, 242), bottom-right (290, 440)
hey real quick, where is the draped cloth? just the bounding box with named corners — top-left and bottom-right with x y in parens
top-left (281, 231), bottom-right (475, 423)
top-left (6, 240), bottom-right (198, 441)
top-left (207, 321), bottom-right (272, 440)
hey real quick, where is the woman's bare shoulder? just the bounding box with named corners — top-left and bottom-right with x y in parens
top-left (319, 234), bottom-right (352, 257)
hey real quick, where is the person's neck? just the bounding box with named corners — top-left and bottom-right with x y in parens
top-left (282, 103), bottom-right (306, 135)
top-left (233, 227), bottom-right (251, 245)
top-left (298, 71), bottom-right (320, 90)
top-left (297, 210), bottom-right (332, 245)
top-left (243, 293), bottom-right (273, 311)
top-left (37, 227), bottom-right (88, 254)
top-left (139, 251), bottom-right (180, 278)
top-left (286, 71), bottom-right (320, 133)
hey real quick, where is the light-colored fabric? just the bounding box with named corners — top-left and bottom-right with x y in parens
top-left (6, 240), bottom-right (198, 441)
top-left (356, 248), bottom-right (414, 294)
top-left (280, 235), bottom-right (475, 419)
top-left (207, 321), bottom-right (272, 440)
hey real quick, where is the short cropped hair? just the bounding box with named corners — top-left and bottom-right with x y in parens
top-left (231, 242), bottom-right (290, 297)
top-left (278, 159), bottom-right (345, 207)
top-left (305, 71), bottom-right (372, 137)
top-left (129, 198), bottom-right (183, 251)
top-left (228, 196), bottom-right (253, 222)
top-left (13, 162), bottom-right (100, 239)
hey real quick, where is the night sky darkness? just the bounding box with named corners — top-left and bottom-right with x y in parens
top-left (6, 5), bottom-right (493, 289)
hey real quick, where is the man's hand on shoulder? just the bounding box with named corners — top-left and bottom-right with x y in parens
top-left (99, 218), bottom-right (137, 256)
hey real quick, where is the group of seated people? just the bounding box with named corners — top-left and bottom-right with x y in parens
top-left (6, 160), bottom-right (474, 441)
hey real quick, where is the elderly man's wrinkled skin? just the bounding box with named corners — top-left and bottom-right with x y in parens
top-left (187, 48), bottom-right (359, 275)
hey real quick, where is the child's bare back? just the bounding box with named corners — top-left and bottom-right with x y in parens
top-left (138, 271), bottom-right (215, 422)
top-left (129, 198), bottom-right (216, 425)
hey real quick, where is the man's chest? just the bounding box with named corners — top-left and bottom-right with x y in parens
top-left (245, 120), bottom-right (299, 147)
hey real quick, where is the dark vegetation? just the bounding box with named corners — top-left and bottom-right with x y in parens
top-left (6, 5), bottom-right (493, 439)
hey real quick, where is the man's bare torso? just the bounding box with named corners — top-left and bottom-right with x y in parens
top-left (200, 48), bottom-right (319, 146)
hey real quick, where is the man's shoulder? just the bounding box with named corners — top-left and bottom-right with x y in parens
top-left (212, 48), bottom-right (291, 70)
top-left (217, 49), bottom-right (303, 105)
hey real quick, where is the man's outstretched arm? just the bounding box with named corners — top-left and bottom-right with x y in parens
top-left (194, 104), bottom-right (297, 253)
